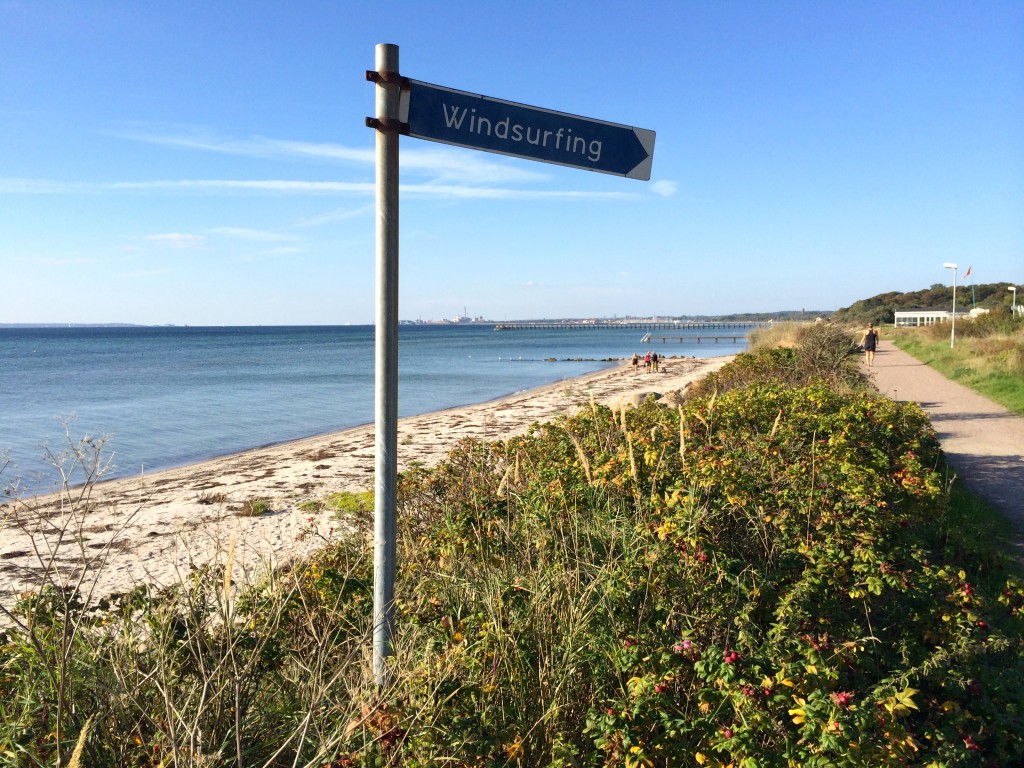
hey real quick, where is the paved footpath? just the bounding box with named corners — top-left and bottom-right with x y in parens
top-left (865, 341), bottom-right (1024, 549)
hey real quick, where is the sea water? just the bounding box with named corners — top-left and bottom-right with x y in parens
top-left (0, 324), bottom-right (750, 496)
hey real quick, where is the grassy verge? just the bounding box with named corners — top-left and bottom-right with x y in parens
top-left (2, 324), bottom-right (1022, 766)
top-left (888, 317), bottom-right (1024, 416)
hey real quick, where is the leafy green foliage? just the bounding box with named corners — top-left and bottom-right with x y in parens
top-left (833, 282), bottom-right (1020, 326)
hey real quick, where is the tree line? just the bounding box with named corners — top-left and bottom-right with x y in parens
top-left (833, 281), bottom-right (1019, 326)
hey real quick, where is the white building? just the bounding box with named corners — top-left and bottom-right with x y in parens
top-left (894, 309), bottom-right (971, 327)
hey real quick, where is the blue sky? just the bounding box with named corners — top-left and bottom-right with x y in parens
top-left (2, 1), bottom-right (1021, 325)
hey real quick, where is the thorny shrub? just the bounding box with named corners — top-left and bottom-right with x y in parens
top-left (386, 383), bottom-right (1023, 766)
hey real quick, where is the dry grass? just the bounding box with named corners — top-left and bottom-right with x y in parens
top-left (746, 321), bottom-right (805, 350)
top-left (892, 324), bottom-right (1024, 414)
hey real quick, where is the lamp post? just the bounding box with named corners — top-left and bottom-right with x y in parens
top-left (1010, 286), bottom-right (1018, 315)
top-left (943, 263), bottom-right (958, 349)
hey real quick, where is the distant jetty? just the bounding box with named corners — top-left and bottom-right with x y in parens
top-left (493, 320), bottom-right (770, 331)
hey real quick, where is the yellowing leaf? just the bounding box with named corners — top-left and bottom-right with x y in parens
top-left (883, 687), bottom-right (919, 716)
top-left (501, 735), bottom-right (524, 759)
top-left (626, 678), bottom-right (642, 699)
top-left (788, 696), bottom-right (807, 725)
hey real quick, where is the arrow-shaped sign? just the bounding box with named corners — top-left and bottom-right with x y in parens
top-left (400, 80), bottom-right (655, 180)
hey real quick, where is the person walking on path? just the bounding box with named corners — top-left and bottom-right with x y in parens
top-left (860, 323), bottom-right (879, 367)
top-left (631, 353), bottom-right (640, 374)
top-left (867, 340), bottom-right (1024, 552)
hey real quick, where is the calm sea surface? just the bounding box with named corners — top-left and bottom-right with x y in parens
top-left (1, 324), bottom-right (749, 495)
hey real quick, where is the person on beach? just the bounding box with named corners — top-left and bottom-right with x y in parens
top-left (651, 351), bottom-right (660, 373)
top-left (644, 351), bottom-right (652, 373)
top-left (861, 323), bottom-right (879, 367)
top-left (631, 353), bottom-right (640, 374)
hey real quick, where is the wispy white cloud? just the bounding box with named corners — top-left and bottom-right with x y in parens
top-left (297, 204), bottom-right (375, 227)
top-left (209, 227), bottom-right (300, 242)
top-left (110, 127), bottom-right (375, 164)
top-left (0, 177), bottom-right (635, 201)
top-left (0, 178), bottom-right (358, 194)
top-left (113, 127), bottom-right (547, 185)
top-left (113, 179), bottom-right (376, 193)
top-left (144, 233), bottom-right (206, 248)
top-left (118, 268), bottom-right (170, 279)
top-left (10, 120), bottom-right (643, 198)
top-left (19, 255), bottom-right (98, 266)
top-left (0, 178), bottom-right (84, 194)
top-left (239, 245), bottom-right (306, 261)
top-left (649, 180), bottom-right (678, 197)
top-left (401, 147), bottom-right (546, 184)
top-left (400, 183), bottom-right (635, 200)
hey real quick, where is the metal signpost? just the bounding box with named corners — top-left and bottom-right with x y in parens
top-left (367, 44), bottom-right (401, 687)
top-left (366, 43), bottom-right (655, 685)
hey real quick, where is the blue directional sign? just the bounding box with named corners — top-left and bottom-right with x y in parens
top-left (400, 80), bottom-right (655, 180)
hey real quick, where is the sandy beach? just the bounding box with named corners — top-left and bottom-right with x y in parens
top-left (1, 355), bottom-right (731, 608)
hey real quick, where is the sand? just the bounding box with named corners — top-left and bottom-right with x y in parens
top-left (0, 355), bottom-right (731, 608)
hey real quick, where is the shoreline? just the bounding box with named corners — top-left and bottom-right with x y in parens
top-left (1, 355), bottom-right (732, 606)
top-left (143, 358), bottom-right (625, 480)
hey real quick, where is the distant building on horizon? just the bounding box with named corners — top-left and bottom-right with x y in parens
top-left (894, 308), bottom-right (975, 327)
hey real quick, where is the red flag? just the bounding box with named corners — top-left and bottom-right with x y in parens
top-left (963, 265), bottom-right (972, 279)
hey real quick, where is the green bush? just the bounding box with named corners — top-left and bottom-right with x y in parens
top-left (3, 340), bottom-right (1022, 766)
top-left (692, 321), bottom-right (866, 397)
top-left (384, 382), bottom-right (1023, 766)
top-left (924, 305), bottom-right (1020, 342)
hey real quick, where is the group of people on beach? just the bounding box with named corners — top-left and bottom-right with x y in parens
top-left (630, 351), bottom-right (661, 374)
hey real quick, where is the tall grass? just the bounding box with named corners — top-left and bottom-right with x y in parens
top-left (1, 435), bottom-right (372, 767)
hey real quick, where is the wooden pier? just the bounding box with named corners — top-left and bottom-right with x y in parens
top-left (640, 333), bottom-right (745, 344)
top-left (493, 320), bottom-right (768, 331)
